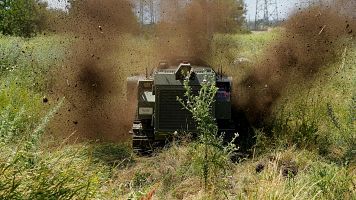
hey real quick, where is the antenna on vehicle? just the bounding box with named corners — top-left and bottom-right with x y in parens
top-left (145, 67), bottom-right (148, 78)
top-left (220, 66), bottom-right (223, 78)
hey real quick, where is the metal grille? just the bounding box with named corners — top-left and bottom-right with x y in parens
top-left (157, 88), bottom-right (196, 131)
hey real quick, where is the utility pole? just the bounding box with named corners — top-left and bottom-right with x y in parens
top-left (249, 15), bottom-right (251, 30)
top-left (139, 0), bottom-right (155, 26)
top-left (149, 0), bottom-right (154, 24)
top-left (139, 0), bottom-right (144, 26)
top-left (255, 0), bottom-right (278, 30)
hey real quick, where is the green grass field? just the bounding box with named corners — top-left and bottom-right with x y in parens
top-left (0, 31), bottom-right (355, 199)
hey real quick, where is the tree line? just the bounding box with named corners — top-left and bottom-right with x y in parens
top-left (0, 0), bottom-right (49, 37)
top-left (0, 0), bottom-right (246, 38)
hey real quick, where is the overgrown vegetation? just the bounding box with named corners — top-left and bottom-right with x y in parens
top-left (178, 74), bottom-right (238, 190)
top-left (0, 29), bottom-right (354, 199)
top-left (0, 0), bottom-right (51, 37)
top-left (258, 42), bottom-right (356, 164)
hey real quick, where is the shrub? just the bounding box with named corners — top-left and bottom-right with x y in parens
top-left (0, 0), bottom-right (48, 37)
top-left (178, 72), bottom-right (237, 190)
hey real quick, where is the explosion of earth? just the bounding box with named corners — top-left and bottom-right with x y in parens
top-left (49, 0), bottom-right (139, 141)
top-left (235, 4), bottom-right (355, 126)
top-left (48, 0), bottom-right (355, 141)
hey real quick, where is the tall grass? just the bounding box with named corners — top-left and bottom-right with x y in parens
top-left (0, 95), bottom-right (132, 199)
top-left (0, 83), bottom-right (42, 145)
top-left (0, 35), bottom-right (111, 199)
top-left (230, 149), bottom-right (355, 200)
top-left (0, 35), bottom-right (69, 92)
top-left (0, 30), bottom-right (354, 199)
top-left (258, 41), bottom-right (356, 163)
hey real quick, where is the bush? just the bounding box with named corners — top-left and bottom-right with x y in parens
top-left (178, 73), bottom-right (237, 190)
top-left (0, 0), bottom-right (48, 37)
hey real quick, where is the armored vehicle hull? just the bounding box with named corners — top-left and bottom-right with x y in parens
top-left (128, 62), bottom-right (235, 153)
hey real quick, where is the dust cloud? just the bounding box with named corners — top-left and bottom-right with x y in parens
top-left (155, 0), bottom-right (210, 64)
top-left (156, 0), bottom-right (243, 64)
top-left (49, 0), bottom-right (139, 141)
top-left (49, 0), bottom-right (243, 142)
top-left (48, 0), bottom-right (355, 141)
top-left (235, 3), bottom-right (355, 126)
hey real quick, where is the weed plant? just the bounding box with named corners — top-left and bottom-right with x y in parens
top-left (178, 73), bottom-right (238, 191)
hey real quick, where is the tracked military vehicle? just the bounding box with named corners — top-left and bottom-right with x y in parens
top-left (128, 61), bottom-right (235, 153)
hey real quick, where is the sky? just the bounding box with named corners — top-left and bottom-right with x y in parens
top-left (46, 0), bottom-right (67, 10)
top-left (46, 0), bottom-right (300, 21)
top-left (244, 0), bottom-right (300, 21)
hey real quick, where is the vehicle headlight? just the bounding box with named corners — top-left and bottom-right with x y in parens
top-left (139, 107), bottom-right (153, 115)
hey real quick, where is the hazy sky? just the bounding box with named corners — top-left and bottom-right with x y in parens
top-left (46, 0), bottom-right (300, 21)
top-left (46, 0), bottom-right (67, 9)
top-left (244, 0), bottom-right (300, 21)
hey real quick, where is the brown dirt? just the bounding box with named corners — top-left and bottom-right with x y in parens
top-left (48, 0), bottom-right (139, 142)
top-left (48, 0), bottom-right (242, 141)
top-left (47, 1), bottom-right (356, 141)
top-left (234, 4), bottom-right (356, 126)
top-left (155, 0), bottom-right (211, 63)
top-left (155, 0), bottom-right (243, 64)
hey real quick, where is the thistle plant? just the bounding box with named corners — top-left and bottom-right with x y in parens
top-left (178, 73), bottom-right (237, 190)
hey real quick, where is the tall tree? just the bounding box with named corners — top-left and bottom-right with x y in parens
top-left (0, 0), bottom-right (48, 37)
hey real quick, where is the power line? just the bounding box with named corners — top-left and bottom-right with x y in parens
top-left (138, 0), bottom-right (156, 26)
top-left (255, 0), bottom-right (278, 30)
